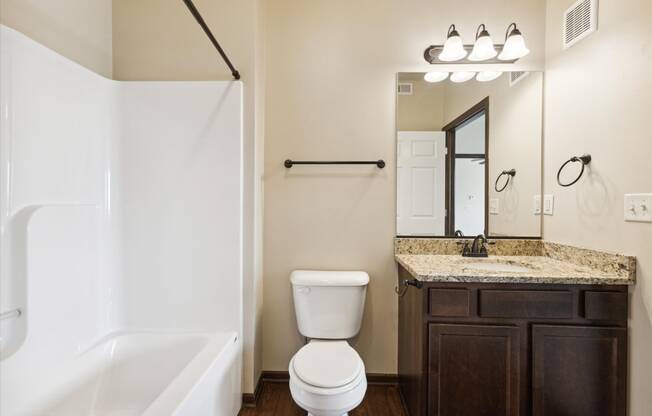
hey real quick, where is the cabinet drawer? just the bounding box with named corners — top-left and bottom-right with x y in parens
top-left (480, 290), bottom-right (573, 319)
top-left (429, 288), bottom-right (471, 317)
top-left (583, 291), bottom-right (628, 321)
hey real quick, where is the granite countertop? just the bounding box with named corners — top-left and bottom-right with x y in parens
top-left (394, 239), bottom-right (636, 285)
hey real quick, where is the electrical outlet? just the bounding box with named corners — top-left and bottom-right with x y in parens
top-left (489, 198), bottom-right (500, 215)
top-left (543, 194), bottom-right (554, 216)
top-left (624, 194), bottom-right (652, 222)
top-left (533, 195), bottom-right (542, 215)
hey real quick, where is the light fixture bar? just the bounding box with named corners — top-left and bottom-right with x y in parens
top-left (424, 44), bottom-right (518, 64)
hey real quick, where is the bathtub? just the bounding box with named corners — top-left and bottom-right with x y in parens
top-left (2, 331), bottom-right (242, 416)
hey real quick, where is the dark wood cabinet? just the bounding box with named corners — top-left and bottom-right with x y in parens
top-left (397, 265), bottom-right (629, 416)
top-left (532, 325), bottom-right (627, 416)
top-left (428, 324), bottom-right (520, 416)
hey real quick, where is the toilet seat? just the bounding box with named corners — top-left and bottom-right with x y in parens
top-left (292, 340), bottom-right (363, 389)
top-left (289, 342), bottom-right (367, 416)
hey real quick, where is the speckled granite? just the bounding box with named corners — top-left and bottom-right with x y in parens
top-left (394, 238), bottom-right (543, 256)
top-left (394, 238), bottom-right (636, 285)
top-left (543, 242), bottom-right (636, 282)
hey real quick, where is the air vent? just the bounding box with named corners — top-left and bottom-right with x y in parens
top-left (509, 71), bottom-right (529, 87)
top-left (397, 83), bottom-right (413, 95)
top-left (563, 0), bottom-right (598, 49)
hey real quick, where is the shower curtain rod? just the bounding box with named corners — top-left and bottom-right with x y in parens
top-left (181, 0), bottom-right (241, 80)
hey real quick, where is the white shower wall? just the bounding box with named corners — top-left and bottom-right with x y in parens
top-left (0, 24), bottom-right (243, 406)
top-left (114, 81), bottom-right (243, 333)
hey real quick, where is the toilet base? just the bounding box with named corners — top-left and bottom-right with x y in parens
top-left (308, 414), bottom-right (348, 416)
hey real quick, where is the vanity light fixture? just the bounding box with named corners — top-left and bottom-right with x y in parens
top-left (424, 23), bottom-right (527, 64)
top-left (450, 71), bottom-right (476, 83)
top-left (468, 24), bottom-right (497, 61)
top-left (438, 24), bottom-right (467, 62)
top-left (424, 71), bottom-right (449, 83)
top-left (498, 23), bottom-right (530, 60)
top-left (476, 71), bottom-right (503, 82)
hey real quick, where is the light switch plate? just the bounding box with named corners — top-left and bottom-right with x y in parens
top-left (624, 193), bottom-right (652, 222)
top-left (489, 198), bottom-right (500, 215)
top-left (543, 194), bottom-right (554, 216)
top-left (533, 195), bottom-right (542, 215)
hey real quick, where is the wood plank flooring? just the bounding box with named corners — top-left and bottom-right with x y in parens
top-left (239, 382), bottom-right (407, 416)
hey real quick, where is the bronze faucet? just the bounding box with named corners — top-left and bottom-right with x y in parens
top-left (462, 234), bottom-right (489, 257)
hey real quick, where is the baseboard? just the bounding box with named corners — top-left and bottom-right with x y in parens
top-left (241, 375), bottom-right (264, 408)
top-left (366, 373), bottom-right (400, 385)
top-left (243, 371), bottom-right (399, 399)
top-left (241, 371), bottom-right (402, 411)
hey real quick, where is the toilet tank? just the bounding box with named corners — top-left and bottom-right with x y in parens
top-left (291, 270), bottom-right (369, 339)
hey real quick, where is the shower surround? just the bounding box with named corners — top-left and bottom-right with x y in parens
top-left (0, 25), bottom-right (243, 415)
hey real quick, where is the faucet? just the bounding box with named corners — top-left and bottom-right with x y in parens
top-left (462, 234), bottom-right (489, 257)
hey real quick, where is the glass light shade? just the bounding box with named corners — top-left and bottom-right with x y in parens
top-left (424, 71), bottom-right (449, 83)
top-left (438, 35), bottom-right (467, 62)
top-left (476, 71), bottom-right (503, 82)
top-left (450, 71), bottom-right (476, 83)
top-left (468, 35), bottom-right (497, 61)
top-left (498, 33), bottom-right (530, 60)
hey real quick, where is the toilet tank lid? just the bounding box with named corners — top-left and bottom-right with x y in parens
top-left (290, 270), bottom-right (369, 287)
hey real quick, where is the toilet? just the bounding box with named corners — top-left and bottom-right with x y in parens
top-left (289, 270), bottom-right (369, 416)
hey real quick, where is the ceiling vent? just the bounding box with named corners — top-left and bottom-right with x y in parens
top-left (509, 71), bottom-right (529, 87)
top-left (563, 0), bottom-right (598, 49)
top-left (397, 83), bottom-right (413, 95)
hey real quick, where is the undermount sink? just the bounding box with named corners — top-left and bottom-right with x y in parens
top-left (463, 262), bottom-right (533, 273)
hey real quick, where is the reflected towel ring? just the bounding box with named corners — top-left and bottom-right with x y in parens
top-left (495, 169), bottom-right (516, 192)
top-left (557, 154), bottom-right (591, 187)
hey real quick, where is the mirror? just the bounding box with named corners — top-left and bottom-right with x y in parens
top-left (396, 71), bottom-right (543, 238)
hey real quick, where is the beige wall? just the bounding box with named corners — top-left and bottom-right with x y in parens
top-left (263, 0), bottom-right (546, 375)
top-left (0, 0), bottom-right (113, 78)
top-left (397, 78), bottom-right (445, 131)
top-left (444, 72), bottom-right (543, 237)
top-left (111, 0), bottom-right (266, 393)
top-left (544, 0), bottom-right (652, 413)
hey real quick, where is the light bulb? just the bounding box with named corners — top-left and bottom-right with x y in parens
top-left (438, 24), bottom-right (467, 62)
top-left (450, 71), bottom-right (476, 83)
top-left (476, 71), bottom-right (503, 82)
top-left (424, 71), bottom-right (449, 83)
top-left (468, 24), bottom-right (497, 61)
top-left (498, 24), bottom-right (530, 60)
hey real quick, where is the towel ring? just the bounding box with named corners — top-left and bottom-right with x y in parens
top-left (557, 154), bottom-right (591, 187)
top-left (494, 169), bottom-right (516, 192)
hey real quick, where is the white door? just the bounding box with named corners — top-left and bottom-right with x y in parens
top-left (397, 131), bottom-right (446, 235)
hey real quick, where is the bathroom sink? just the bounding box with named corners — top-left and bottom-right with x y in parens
top-left (463, 262), bottom-right (533, 273)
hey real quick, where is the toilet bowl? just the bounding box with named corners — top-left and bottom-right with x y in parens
top-left (288, 340), bottom-right (367, 416)
top-left (288, 270), bottom-right (370, 416)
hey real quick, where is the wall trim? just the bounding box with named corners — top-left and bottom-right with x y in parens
top-left (241, 371), bottom-right (400, 408)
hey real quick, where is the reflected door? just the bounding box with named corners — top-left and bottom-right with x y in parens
top-left (397, 131), bottom-right (446, 235)
top-left (453, 113), bottom-right (486, 236)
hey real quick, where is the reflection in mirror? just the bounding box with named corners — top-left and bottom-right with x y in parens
top-left (396, 71), bottom-right (543, 238)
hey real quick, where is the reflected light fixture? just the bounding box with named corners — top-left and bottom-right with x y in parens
top-left (476, 71), bottom-right (503, 82)
top-left (438, 24), bottom-right (467, 62)
top-left (450, 71), bottom-right (476, 83)
top-left (498, 23), bottom-right (530, 60)
top-left (468, 24), bottom-right (497, 61)
top-left (424, 71), bottom-right (449, 83)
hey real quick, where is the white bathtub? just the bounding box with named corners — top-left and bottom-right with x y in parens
top-left (2, 331), bottom-right (242, 416)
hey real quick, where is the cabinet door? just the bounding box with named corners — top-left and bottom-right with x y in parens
top-left (428, 324), bottom-right (521, 416)
top-left (532, 325), bottom-right (627, 416)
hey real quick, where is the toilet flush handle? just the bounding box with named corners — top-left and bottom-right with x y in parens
top-left (295, 287), bottom-right (311, 295)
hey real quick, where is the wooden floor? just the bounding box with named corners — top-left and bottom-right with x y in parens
top-left (239, 382), bottom-right (407, 416)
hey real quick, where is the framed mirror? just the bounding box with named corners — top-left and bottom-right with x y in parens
top-left (396, 71), bottom-right (543, 238)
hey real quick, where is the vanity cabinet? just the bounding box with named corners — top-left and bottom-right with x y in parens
top-left (428, 324), bottom-right (521, 416)
top-left (397, 266), bottom-right (629, 416)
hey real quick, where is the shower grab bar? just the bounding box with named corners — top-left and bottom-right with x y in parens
top-left (0, 309), bottom-right (22, 321)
